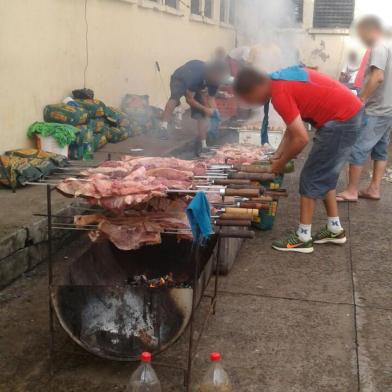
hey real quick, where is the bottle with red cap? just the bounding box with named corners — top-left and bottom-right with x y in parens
top-left (198, 352), bottom-right (233, 392)
top-left (126, 352), bottom-right (162, 392)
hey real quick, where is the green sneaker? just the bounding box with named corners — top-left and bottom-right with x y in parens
top-left (272, 231), bottom-right (314, 253)
top-left (313, 226), bottom-right (347, 244)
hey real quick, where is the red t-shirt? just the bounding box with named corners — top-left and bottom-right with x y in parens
top-left (271, 69), bottom-right (363, 129)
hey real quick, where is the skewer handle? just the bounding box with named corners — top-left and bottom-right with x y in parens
top-left (212, 179), bottom-right (251, 186)
top-left (224, 188), bottom-right (260, 198)
top-left (229, 172), bottom-right (276, 181)
top-left (214, 219), bottom-right (252, 227)
top-left (219, 230), bottom-right (256, 239)
top-left (239, 202), bottom-right (270, 210)
top-left (223, 208), bottom-right (259, 217)
top-left (233, 165), bottom-right (272, 174)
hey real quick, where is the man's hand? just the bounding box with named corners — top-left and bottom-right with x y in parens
top-left (270, 158), bottom-right (286, 174)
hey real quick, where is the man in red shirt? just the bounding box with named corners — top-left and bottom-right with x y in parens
top-left (234, 68), bottom-right (363, 253)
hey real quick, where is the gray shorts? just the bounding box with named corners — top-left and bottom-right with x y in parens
top-left (300, 109), bottom-right (364, 199)
top-left (349, 114), bottom-right (392, 165)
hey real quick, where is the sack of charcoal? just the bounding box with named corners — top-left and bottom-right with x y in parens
top-left (5, 149), bottom-right (69, 168)
top-left (105, 126), bottom-right (129, 143)
top-left (104, 106), bottom-right (131, 128)
top-left (44, 103), bottom-right (89, 126)
top-left (93, 131), bottom-right (107, 151)
top-left (87, 118), bottom-right (109, 134)
top-left (69, 126), bottom-right (94, 160)
top-left (0, 155), bottom-right (42, 189)
top-left (74, 99), bottom-right (106, 118)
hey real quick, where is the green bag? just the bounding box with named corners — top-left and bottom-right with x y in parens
top-left (93, 132), bottom-right (107, 151)
top-left (87, 118), bottom-right (108, 134)
top-left (75, 99), bottom-right (106, 118)
top-left (0, 156), bottom-right (42, 188)
top-left (44, 104), bottom-right (89, 126)
top-left (104, 106), bottom-right (131, 128)
top-left (5, 149), bottom-right (69, 168)
top-left (105, 126), bottom-right (129, 143)
top-left (69, 126), bottom-right (94, 160)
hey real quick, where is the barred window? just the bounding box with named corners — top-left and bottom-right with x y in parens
top-left (293, 0), bottom-right (304, 23)
top-left (313, 0), bottom-right (355, 28)
top-left (191, 0), bottom-right (201, 15)
top-left (220, 0), bottom-right (226, 22)
top-left (228, 0), bottom-right (235, 25)
top-left (165, 0), bottom-right (177, 8)
top-left (204, 0), bottom-right (213, 18)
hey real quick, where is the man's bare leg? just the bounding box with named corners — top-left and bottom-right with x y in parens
top-left (360, 159), bottom-right (387, 199)
top-left (324, 189), bottom-right (339, 217)
top-left (162, 99), bottom-right (178, 124)
top-left (197, 118), bottom-right (208, 149)
top-left (337, 164), bottom-right (364, 201)
top-left (300, 195), bottom-right (316, 225)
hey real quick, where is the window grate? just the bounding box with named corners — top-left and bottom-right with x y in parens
top-left (165, 0), bottom-right (177, 8)
top-left (204, 0), bottom-right (213, 18)
top-left (293, 0), bottom-right (304, 23)
top-left (191, 0), bottom-right (201, 15)
top-left (313, 0), bottom-right (355, 28)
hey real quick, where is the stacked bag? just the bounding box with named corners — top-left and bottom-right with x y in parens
top-left (43, 90), bottom-right (132, 160)
top-left (0, 149), bottom-right (68, 190)
top-left (121, 94), bottom-right (161, 136)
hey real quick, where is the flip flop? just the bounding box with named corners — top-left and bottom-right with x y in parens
top-left (358, 190), bottom-right (381, 201)
top-left (336, 194), bottom-right (358, 203)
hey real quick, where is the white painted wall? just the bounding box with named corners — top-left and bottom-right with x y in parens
top-left (0, 0), bottom-right (235, 152)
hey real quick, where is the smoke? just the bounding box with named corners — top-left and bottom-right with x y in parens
top-left (236, 0), bottom-right (301, 72)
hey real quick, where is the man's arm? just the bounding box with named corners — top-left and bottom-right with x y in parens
top-left (185, 90), bottom-right (214, 116)
top-left (273, 130), bottom-right (289, 159)
top-left (207, 96), bottom-right (217, 109)
top-left (359, 67), bottom-right (384, 102)
top-left (271, 115), bottom-right (309, 173)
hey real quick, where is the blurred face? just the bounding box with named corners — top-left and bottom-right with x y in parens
top-left (208, 70), bottom-right (227, 86)
top-left (357, 26), bottom-right (381, 47)
top-left (238, 83), bottom-right (270, 106)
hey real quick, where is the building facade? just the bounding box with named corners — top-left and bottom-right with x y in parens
top-left (0, 0), bottom-right (236, 152)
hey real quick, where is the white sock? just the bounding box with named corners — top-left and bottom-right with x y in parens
top-left (328, 217), bottom-right (343, 234)
top-left (297, 224), bottom-right (312, 242)
top-left (201, 140), bottom-right (207, 148)
top-left (161, 121), bottom-right (168, 129)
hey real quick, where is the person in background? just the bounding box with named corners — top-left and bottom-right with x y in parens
top-left (234, 67), bottom-right (363, 253)
top-left (160, 60), bottom-right (227, 155)
top-left (338, 16), bottom-right (392, 202)
top-left (339, 50), bottom-right (361, 90)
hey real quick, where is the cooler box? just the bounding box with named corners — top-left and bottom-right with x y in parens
top-left (36, 135), bottom-right (69, 157)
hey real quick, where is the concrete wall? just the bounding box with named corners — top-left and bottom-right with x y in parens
top-left (299, 0), bottom-right (392, 77)
top-left (0, 0), bottom-right (236, 152)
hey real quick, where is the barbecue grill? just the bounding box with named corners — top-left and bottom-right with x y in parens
top-left (51, 236), bottom-right (217, 361)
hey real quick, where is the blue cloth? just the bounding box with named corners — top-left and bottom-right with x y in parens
top-left (261, 65), bottom-right (310, 145)
top-left (269, 65), bottom-right (309, 82)
top-left (186, 192), bottom-right (213, 243)
top-left (172, 60), bottom-right (219, 96)
top-left (208, 110), bottom-right (221, 141)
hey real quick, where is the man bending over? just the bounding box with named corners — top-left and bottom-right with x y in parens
top-left (160, 60), bottom-right (227, 154)
top-left (234, 67), bottom-right (363, 253)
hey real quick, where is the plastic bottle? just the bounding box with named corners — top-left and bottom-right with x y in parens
top-left (126, 352), bottom-right (162, 392)
top-left (198, 352), bottom-right (233, 392)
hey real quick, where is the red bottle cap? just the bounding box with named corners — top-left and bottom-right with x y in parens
top-left (210, 352), bottom-right (221, 362)
top-left (141, 352), bottom-right (152, 362)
